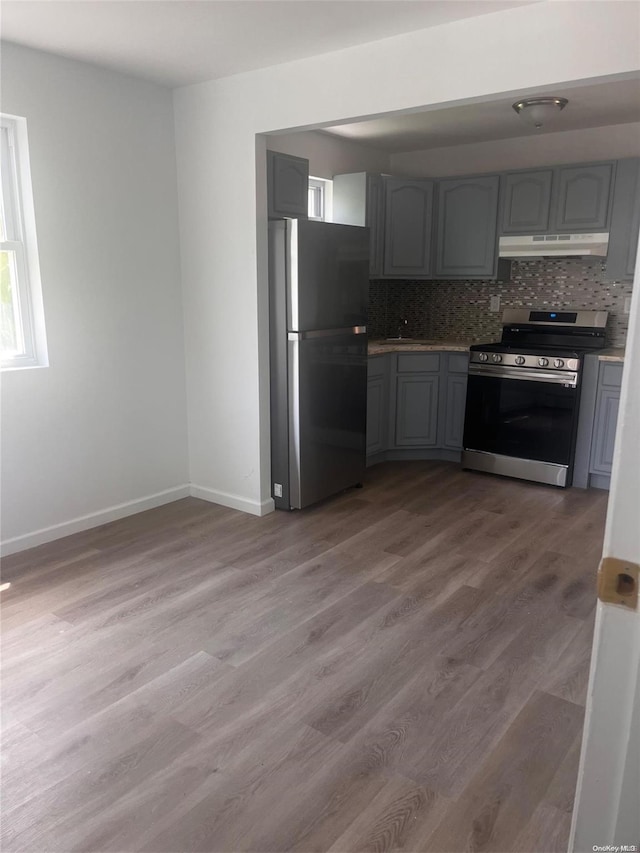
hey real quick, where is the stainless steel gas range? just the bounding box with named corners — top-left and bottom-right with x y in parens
top-left (462, 309), bottom-right (608, 488)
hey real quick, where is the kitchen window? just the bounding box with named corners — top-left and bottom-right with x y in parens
top-left (1, 114), bottom-right (48, 369)
top-left (308, 177), bottom-right (333, 221)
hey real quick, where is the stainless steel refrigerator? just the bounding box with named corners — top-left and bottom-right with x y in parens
top-left (269, 218), bottom-right (369, 510)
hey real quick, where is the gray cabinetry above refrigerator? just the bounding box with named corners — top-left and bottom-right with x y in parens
top-left (267, 150), bottom-right (309, 219)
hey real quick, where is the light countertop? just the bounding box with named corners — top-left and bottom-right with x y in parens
top-left (597, 348), bottom-right (625, 363)
top-left (368, 339), bottom-right (475, 355)
top-left (368, 339), bottom-right (625, 362)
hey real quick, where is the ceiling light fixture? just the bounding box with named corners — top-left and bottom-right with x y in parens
top-left (512, 97), bottom-right (568, 129)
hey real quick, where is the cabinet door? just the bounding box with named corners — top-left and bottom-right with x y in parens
top-left (435, 175), bottom-right (500, 278)
top-left (443, 373), bottom-right (468, 450)
top-left (553, 163), bottom-right (613, 232)
top-left (366, 174), bottom-right (384, 277)
top-left (366, 374), bottom-right (387, 455)
top-left (501, 170), bottom-right (553, 234)
top-left (590, 387), bottom-right (621, 475)
top-left (383, 178), bottom-right (434, 278)
top-left (267, 151), bottom-right (309, 219)
top-left (367, 356), bottom-right (389, 456)
top-left (394, 374), bottom-right (439, 447)
top-left (605, 158), bottom-right (640, 281)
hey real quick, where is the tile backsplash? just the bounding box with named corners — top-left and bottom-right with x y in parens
top-left (369, 258), bottom-right (633, 347)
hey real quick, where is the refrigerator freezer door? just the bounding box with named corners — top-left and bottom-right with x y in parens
top-left (288, 332), bottom-right (367, 509)
top-left (287, 219), bottom-right (369, 333)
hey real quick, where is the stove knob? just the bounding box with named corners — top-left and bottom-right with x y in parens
top-left (554, 358), bottom-right (564, 368)
top-left (478, 353), bottom-right (488, 362)
top-left (538, 357), bottom-right (549, 367)
top-left (515, 356), bottom-right (526, 365)
top-left (491, 353), bottom-right (502, 363)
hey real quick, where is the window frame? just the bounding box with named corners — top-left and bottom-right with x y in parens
top-left (1, 114), bottom-right (48, 370)
top-left (308, 176), bottom-right (333, 222)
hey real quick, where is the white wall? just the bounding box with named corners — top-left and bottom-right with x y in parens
top-left (173, 0), bottom-right (640, 513)
top-left (267, 129), bottom-right (390, 179)
top-left (391, 121), bottom-right (640, 177)
top-left (0, 43), bottom-right (189, 554)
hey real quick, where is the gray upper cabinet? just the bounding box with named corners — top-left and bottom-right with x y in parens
top-left (383, 178), bottom-right (434, 278)
top-left (500, 169), bottom-right (553, 234)
top-left (435, 175), bottom-right (500, 278)
top-left (605, 158), bottom-right (640, 281)
top-left (332, 172), bottom-right (383, 277)
top-left (267, 150), bottom-right (309, 219)
top-left (552, 162), bottom-right (614, 232)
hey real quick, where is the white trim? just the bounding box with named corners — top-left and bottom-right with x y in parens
top-left (570, 228), bottom-right (640, 850)
top-left (0, 485), bottom-right (191, 556)
top-left (190, 484), bottom-right (275, 517)
top-left (308, 175), bottom-right (333, 222)
top-left (0, 483), bottom-right (275, 557)
top-left (1, 113), bottom-right (48, 370)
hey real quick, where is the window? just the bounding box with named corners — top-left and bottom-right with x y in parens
top-left (1, 114), bottom-right (47, 369)
top-left (308, 177), bottom-right (333, 221)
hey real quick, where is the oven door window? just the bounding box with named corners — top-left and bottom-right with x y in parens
top-left (463, 374), bottom-right (578, 465)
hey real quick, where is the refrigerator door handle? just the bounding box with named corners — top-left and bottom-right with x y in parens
top-left (288, 326), bottom-right (367, 341)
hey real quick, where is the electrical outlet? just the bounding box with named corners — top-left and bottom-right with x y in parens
top-left (624, 296), bottom-right (632, 315)
top-left (490, 295), bottom-right (501, 313)
top-left (273, 483), bottom-right (283, 498)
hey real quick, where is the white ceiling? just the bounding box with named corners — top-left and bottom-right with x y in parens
top-left (322, 77), bottom-right (640, 152)
top-left (0, 0), bottom-right (537, 88)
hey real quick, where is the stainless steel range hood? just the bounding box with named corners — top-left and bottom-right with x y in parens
top-left (499, 232), bottom-right (609, 258)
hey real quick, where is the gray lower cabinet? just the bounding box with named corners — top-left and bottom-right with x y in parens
top-left (366, 351), bottom-right (468, 460)
top-left (500, 169), bottom-right (553, 234)
top-left (332, 172), bottom-right (383, 277)
top-left (434, 175), bottom-right (500, 278)
top-left (605, 158), bottom-right (640, 281)
top-left (394, 374), bottom-right (439, 446)
top-left (443, 372), bottom-right (468, 450)
top-left (553, 162), bottom-right (614, 232)
top-left (366, 356), bottom-right (389, 455)
top-left (267, 150), bottom-right (309, 219)
top-left (383, 178), bottom-right (434, 278)
top-left (590, 362), bottom-right (623, 477)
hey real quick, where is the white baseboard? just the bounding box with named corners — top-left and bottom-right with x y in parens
top-left (190, 484), bottom-right (275, 517)
top-left (0, 485), bottom-right (191, 557)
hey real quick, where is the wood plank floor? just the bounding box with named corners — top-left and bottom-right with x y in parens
top-left (1, 462), bottom-right (608, 852)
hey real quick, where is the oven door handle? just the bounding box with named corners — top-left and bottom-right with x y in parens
top-left (468, 364), bottom-right (578, 387)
